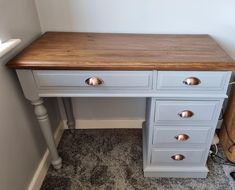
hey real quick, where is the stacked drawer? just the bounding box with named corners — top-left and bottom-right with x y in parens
top-left (33, 70), bottom-right (153, 93)
top-left (144, 71), bottom-right (231, 178)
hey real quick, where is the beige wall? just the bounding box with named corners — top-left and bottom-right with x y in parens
top-left (0, 0), bottom-right (60, 189)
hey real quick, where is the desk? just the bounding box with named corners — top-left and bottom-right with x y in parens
top-left (6, 32), bottom-right (235, 178)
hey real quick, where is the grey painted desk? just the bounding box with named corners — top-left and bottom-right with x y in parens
top-left (7, 32), bottom-right (235, 178)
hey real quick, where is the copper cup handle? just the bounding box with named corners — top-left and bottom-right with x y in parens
top-left (85, 77), bottom-right (103, 86)
top-left (175, 134), bottom-right (190, 141)
top-left (178, 110), bottom-right (194, 118)
top-left (183, 77), bottom-right (201, 85)
top-left (171, 154), bottom-right (185, 161)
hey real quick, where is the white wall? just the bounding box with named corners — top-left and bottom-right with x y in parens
top-left (36, 0), bottom-right (235, 58)
top-left (35, 0), bottom-right (235, 121)
top-left (0, 0), bottom-right (61, 189)
top-left (59, 98), bottom-right (146, 121)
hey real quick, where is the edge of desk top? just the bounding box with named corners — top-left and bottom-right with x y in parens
top-left (6, 32), bottom-right (235, 71)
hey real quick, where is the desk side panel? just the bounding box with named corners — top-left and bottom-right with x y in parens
top-left (16, 69), bottom-right (39, 100)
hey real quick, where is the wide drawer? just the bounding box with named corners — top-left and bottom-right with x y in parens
top-left (33, 70), bottom-right (153, 90)
top-left (156, 71), bottom-right (231, 93)
top-left (154, 100), bottom-right (221, 124)
top-left (151, 148), bottom-right (205, 166)
top-left (153, 127), bottom-right (211, 145)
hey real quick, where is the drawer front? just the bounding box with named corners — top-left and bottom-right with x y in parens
top-left (33, 70), bottom-right (153, 90)
top-left (154, 100), bottom-right (221, 124)
top-left (151, 148), bottom-right (205, 166)
top-left (153, 127), bottom-right (211, 145)
top-left (157, 71), bottom-right (231, 93)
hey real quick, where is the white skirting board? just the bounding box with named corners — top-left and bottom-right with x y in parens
top-left (27, 121), bottom-right (65, 190)
top-left (63, 119), bottom-right (144, 129)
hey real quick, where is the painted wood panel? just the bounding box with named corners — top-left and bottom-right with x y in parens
top-left (154, 100), bottom-right (221, 124)
top-left (33, 70), bottom-right (153, 90)
top-left (157, 71), bottom-right (231, 94)
top-left (153, 127), bottom-right (211, 145)
top-left (151, 148), bottom-right (205, 166)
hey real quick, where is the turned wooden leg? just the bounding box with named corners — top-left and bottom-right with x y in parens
top-left (31, 98), bottom-right (62, 170)
top-left (62, 97), bottom-right (76, 129)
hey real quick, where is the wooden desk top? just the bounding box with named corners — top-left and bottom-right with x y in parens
top-left (6, 32), bottom-right (235, 71)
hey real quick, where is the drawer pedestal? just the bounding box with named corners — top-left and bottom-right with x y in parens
top-left (143, 71), bottom-right (231, 178)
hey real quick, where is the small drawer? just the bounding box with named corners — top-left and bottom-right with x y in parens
top-left (33, 70), bottom-right (153, 90)
top-left (151, 148), bottom-right (205, 166)
top-left (154, 100), bottom-right (221, 124)
top-left (153, 127), bottom-right (211, 145)
top-left (156, 71), bottom-right (231, 93)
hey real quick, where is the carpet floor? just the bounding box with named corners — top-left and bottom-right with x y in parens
top-left (40, 129), bottom-right (232, 190)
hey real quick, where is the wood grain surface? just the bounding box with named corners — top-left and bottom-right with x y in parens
top-left (219, 85), bottom-right (235, 162)
top-left (6, 32), bottom-right (235, 70)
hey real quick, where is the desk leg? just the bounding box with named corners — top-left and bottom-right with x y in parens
top-left (62, 97), bottom-right (76, 129)
top-left (31, 98), bottom-right (62, 170)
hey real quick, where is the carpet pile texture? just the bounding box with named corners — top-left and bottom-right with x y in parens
top-left (41, 129), bottom-right (232, 190)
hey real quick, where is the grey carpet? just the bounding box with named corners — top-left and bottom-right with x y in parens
top-left (223, 165), bottom-right (235, 190)
top-left (40, 129), bottom-right (232, 190)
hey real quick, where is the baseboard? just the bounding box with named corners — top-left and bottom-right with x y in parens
top-left (144, 166), bottom-right (209, 178)
top-left (27, 121), bottom-right (65, 190)
top-left (63, 119), bottom-right (144, 129)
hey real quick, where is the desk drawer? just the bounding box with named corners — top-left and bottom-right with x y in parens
top-left (33, 71), bottom-right (153, 90)
top-left (154, 100), bottom-right (221, 124)
top-left (157, 71), bottom-right (230, 93)
top-left (153, 127), bottom-right (211, 145)
top-left (151, 148), bottom-right (205, 166)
